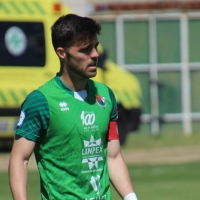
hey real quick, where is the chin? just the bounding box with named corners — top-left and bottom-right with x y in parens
top-left (87, 71), bottom-right (97, 78)
top-left (87, 72), bottom-right (97, 78)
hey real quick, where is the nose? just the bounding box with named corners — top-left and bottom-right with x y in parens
top-left (91, 48), bottom-right (99, 58)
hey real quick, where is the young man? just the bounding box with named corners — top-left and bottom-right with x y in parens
top-left (8, 14), bottom-right (138, 200)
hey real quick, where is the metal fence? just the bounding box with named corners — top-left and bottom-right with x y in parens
top-left (115, 12), bottom-right (200, 134)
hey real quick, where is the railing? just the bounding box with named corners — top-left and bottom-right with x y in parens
top-left (116, 12), bottom-right (200, 134)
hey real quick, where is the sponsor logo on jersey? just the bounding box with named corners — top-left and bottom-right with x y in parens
top-left (82, 136), bottom-right (103, 173)
top-left (17, 110), bottom-right (25, 126)
top-left (81, 111), bottom-right (99, 132)
top-left (59, 101), bottom-right (69, 111)
top-left (96, 94), bottom-right (106, 108)
top-left (81, 111), bottom-right (95, 125)
top-left (82, 156), bottom-right (103, 170)
top-left (85, 195), bottom-right (106, 200)
top-left (90, 175), bottom-right (101, 194)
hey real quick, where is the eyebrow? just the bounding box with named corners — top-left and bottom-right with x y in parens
top-left (79, 41), bottom-right (99, 50)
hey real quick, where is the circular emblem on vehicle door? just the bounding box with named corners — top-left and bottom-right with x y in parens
top-left (4, 26), bottom-right (27, 56)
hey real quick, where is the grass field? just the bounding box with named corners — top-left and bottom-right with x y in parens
top-left (1, 161), bottom-right (200, 200)
top-left (1, 125), bottom-right (200, 200)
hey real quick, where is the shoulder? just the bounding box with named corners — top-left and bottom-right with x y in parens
top-left (88, 79), bottom-right (116, 103)
top-left (89, 78), bottom-right (105, 86)
top-left (89, 78), bottom-right (109, 90)
top-left (38, 78), bottom-right (57, 93)
top-left (25, 90), bottom-right (46, 102)
top-left (22, 90), bottom-right (48, 110)
top-left (89, 79), bottom-right (114, 94)
top-left (19, 90), bottom-right (49, 127)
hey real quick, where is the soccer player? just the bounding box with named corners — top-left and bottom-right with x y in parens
top-left (8, 14), bottom-right (138, 200)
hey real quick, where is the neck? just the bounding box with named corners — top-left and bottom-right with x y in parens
top-left (60, 73), bottom-right (87, 92)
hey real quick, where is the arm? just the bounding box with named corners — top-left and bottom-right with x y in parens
top-left (8, 136), bottom-right (35, 200)
top-left (107, 88), bottom-right (138, 199)
top-left (8, 90), bottom-right (49, 200)
top-left (107, 139), bottom-right (137, 199)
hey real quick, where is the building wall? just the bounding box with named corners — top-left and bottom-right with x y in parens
top-left (62, 0), bottom-right (87, 16)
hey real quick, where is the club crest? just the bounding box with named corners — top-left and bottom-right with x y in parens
top-left (96, 94), bottom-right (106, 108)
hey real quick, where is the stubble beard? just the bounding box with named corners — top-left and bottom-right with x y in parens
top-left (66, 53), bottom-right (97, 79)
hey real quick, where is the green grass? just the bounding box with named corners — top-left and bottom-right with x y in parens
top-left (126, 162), bottom-right (200, 200)
top-left (122, 123), bottom-right (200, 150)
top-left (0, 171), bottom-right (40, 200)
top-left (2, 127), bottom-right (200, 199)
top-left (2, 161), bottom-right (200, 200)
top-left (112, 162), bottom-right (200, 200)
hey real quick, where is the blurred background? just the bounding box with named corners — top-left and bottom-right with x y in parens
top-left (0, 0), bottom-right (200, 199)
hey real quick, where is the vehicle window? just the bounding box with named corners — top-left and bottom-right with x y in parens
top-left (0, 22), bottom-right (45, 67)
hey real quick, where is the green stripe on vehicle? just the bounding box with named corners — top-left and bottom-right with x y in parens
top-left (9, 90), bottom-right (20, 105)
top-left (0, 3), bottom-right (11, 14)
top-left (33, 2), bottom-right (45, 15)
top-left (21, 1), bottom-right (34, 14)
top-left (0, 91), bottom-right (8, 105)
top-left (10, 1), bottom-right (22, 14)
top-left (21, 90), bottom-right (28, 99)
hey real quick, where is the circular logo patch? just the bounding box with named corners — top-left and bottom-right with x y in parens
top-left (4, 26), bottom-right (27, 56)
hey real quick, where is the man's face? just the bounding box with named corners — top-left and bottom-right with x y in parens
top-left (65, 37), bottom-right (99, 79)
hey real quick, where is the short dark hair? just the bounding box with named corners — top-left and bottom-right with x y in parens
top-left (51, 14), bottom-right (101, 51)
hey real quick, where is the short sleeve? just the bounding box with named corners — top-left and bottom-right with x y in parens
top-left (16, 90), bottom-right (49, 142)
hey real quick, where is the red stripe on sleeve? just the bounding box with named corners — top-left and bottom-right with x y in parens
top-left (108, 121), bottom-right (119, 140)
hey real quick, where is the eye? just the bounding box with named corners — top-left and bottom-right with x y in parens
top-left (79, 45), bottom-right (92, 54)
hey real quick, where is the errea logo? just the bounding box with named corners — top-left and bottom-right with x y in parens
top-left (59, 101), bottom-right (69, 111)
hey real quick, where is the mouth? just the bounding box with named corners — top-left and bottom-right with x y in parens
top-left (88, 65), bottom-right (97, 71)
top-left (90, 59), bottom-right (98, 67)
top-left (88, 61), bottom-right (97, 70)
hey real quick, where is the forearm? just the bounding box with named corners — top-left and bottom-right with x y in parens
top-left (108, 153), bottom-right (134, 198)
top-left (9, 156), bottom-right (29, 200)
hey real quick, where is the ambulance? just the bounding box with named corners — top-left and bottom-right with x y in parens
top-left (0, 0), bottom-right (71, 138)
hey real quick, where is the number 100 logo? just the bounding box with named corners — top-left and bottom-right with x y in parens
top-left (81, 111), bottom-right (95, 125)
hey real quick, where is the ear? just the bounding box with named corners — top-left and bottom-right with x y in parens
top-left (56, 47), bottom-right (66, 59)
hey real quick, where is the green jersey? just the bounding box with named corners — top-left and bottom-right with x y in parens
top-left (16, 76), bottom-right (118, 200)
